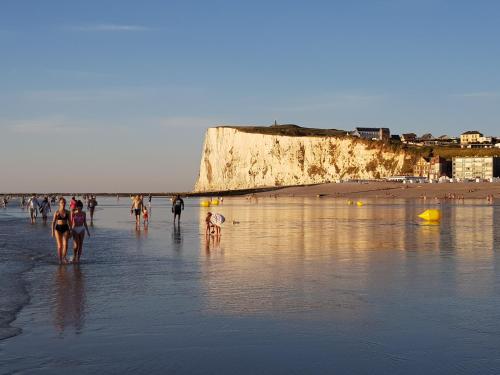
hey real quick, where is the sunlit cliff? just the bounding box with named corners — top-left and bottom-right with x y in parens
top-left (194, 125), bottom-right (414, 192)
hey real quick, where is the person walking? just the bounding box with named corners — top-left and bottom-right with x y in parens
top-left (142, 206), bottom-right (149, 229)
top-left (70, 196), bottom-right (78, 212)
top-left (172, 195), bottom-right (184, 225)
top-left (87, 195), bottom-right (97, 224)
top-left (130, 195), bottom-right (143, 228)
top-left (39, 196), bottom-right (51, 224)
top-left (27, 194), bottom-right (40, 224)
top-left (71, 200), bottom-right (90, 264)
top-left (52, 197), bottom-right (71, 265)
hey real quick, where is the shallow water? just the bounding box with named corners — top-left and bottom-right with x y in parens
top-left (1, 197), bottom-right (499, 374)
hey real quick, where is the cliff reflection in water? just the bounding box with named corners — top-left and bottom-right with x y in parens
top-left (52, 265), bottom-right (86, 334)
top-left (200, 198), bottom-right (498, 319)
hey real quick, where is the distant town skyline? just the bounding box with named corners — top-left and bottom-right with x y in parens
top-left (1, 0), bottom-right (500, 192)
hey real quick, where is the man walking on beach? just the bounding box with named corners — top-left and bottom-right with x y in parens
top-left (131, 195), bottom-right (143, 228)
top-left (172, 195), bottom-right (184, 225)
top-left (27, 194), bottom-right (40, 224)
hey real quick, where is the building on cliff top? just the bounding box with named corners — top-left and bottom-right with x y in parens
top-left (351, 127), bottom-right (390, 141)
top-left (460, 131), bottom-right (483, 144)
top-left (401, 133), bottom-right (417, 143)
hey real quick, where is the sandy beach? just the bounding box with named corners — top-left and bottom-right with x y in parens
top-left (253, 181), bottom-right (500, 200)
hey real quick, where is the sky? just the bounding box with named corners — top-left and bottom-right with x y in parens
top-left (1, 0), bottom-right (499, 192)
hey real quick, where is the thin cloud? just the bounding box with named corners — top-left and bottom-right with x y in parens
top-left (22, 88), bottom-right (148, 102)
top-left (454, 92), bottom-right (499, 98)
top-left (7, 117), bottom-right (89, 135)
top-left (68, 24), bottom-right (151, 32)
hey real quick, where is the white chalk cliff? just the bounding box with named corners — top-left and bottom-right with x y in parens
top-left (194, 126), bottom-right (413, 192)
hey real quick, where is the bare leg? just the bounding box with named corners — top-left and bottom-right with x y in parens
top-left (55, 231), bottom-right (64, 264)
top-left (62, 232), bottom-right (70, 263)
top-left (76, 232), bottom-right (85, 263)
top-left (72, 232), bottom-right (78, 262)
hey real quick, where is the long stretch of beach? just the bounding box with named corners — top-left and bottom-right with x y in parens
top-left (253, 181), bottom-right (500, 199)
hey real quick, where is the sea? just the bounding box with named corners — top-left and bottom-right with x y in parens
top-left (1, 196), bottom-right (499, 374)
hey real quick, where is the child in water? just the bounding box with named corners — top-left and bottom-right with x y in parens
top-left (142, 206), bottom-right (149, 228)
top-left (205, 212), bottom-right (213, 235)
top-left (206, 212), bottom-right (224, 235)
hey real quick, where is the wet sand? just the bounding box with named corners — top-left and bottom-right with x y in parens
top-left (254, 181), bottom-right (500, 199)
top-left (1, 197), bottom-right (500, 374)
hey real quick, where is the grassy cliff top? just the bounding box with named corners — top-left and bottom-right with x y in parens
top-left (410, 145), bottom-right (500, 158)
top-left (216, 124), bottom-right (500, 158)
top-left (219, 124), bottom-right (346, 137)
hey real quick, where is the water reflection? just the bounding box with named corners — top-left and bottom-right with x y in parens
top-left (198, 198), bottom-right (499, 318)
top-left (172, 224), bottom-right (183, 252)
top-left (203, 233), bottom-right (222, 256)
top-left (52, 265), bottom-right (86, 334)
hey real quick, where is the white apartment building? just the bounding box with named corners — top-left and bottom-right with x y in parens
top-left (452, 156), bottom-right (500, 180)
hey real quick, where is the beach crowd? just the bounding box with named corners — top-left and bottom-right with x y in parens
top-left (1, 194), bottom-right (226, 264)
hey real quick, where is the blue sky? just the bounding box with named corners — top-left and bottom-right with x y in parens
top-left (1, 0), bottom-right (499, 192)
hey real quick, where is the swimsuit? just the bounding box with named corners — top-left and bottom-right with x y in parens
top-left (72, 226), bottom-right (85, 234)
top-left (72, 212), bottom-right (86, 234)
top-left (73, 212), bottom-right (85, 226)
top-left (134, 208), bottom-right (141, 216)
top-left (55, 211), bottom-right (70, 234)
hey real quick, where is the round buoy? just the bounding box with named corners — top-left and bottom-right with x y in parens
top-left (211, 199), bottom-right (219, 206)
top-left (356, 201), bottom-right (364, 207)
top-left (200, 201), bottom-right (211, 207)
top-left (347, 200), bottom-right (353, 205)
top-left (418, 209), bottom-right (441, 221)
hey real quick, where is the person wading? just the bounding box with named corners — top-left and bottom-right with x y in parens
top-left (130, 195), bottom-right (143, 228)
top-left (172, 195), bottom-right (184, 225)
top-left (52, 197), bottom-right (72, 265)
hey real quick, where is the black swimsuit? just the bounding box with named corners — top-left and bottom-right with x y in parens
top-left (55, 211), bottom-right (70, 234)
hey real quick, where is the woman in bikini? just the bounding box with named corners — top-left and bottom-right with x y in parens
top-left (71, 200), bottom-right (90, 263)
top-left (52, 197), bottom-right (72, 264)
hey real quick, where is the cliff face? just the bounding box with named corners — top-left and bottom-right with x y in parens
top-left (194, 127), bottom-right (412, 192)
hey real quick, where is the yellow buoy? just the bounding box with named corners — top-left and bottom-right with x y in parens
top-left (347, 200), bottom-right (353, 205)
top-left (418, 209), bottom-right (441, 221)
top-left (200, 201), bottom-right (211, 207)
top-left (211, 199), bottom-right (219, 206)
top-left (356, 201), bottom-right (364, 207)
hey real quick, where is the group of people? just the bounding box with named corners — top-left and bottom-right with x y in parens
top-left (52, 197), bottom-right (91, 265)
top-left (130, 194), bottom-right (152, 228)
top-left (22, 194), bottom-right (98, 225)
top-left (4, 193), bottom-right (227, 263)
top-left (130, 194), bottom-right (186, 228)
top-left (26, 195), bottom-right (53, 224)
top-left (205, 212), bottom-right (225, 236)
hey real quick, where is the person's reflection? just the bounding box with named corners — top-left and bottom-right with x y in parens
top-left (204, 233), bottom-right (221, 256)
top-left (53, 265), bottom-right (86, 335)
top-left (173, 224), bottom-right (182, 244)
